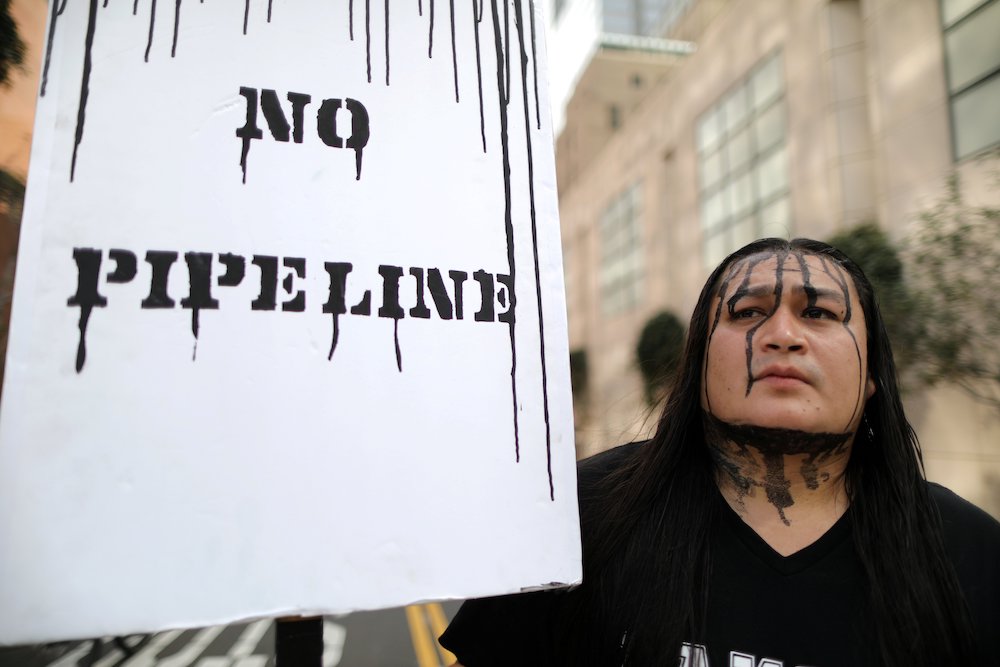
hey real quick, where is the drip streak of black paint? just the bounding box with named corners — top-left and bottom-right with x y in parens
top-left (57, 0), bottom-right (69, 16)
top-left (385, 0), bottom-right (390, 85)
top-left (172, 0), bottom-right (182, 58)
top-left (449, 0), bottom-right (458, 102)
top-left (40, 0), bottom-right (60, 96)
top-left (473, 0), bottom-right (486, 151)
top-left (703, 257), bottom-right (748, 415)
top-left (743, 249), bottom-right (788, 396)
top-left (243, 0), bottom-right (250, 35)
top-left (145, 0), bottom-right (156, 62)
top-left (328, 314), bottom-right (340, 360)
top-left (133, 0), bottom-right (139, 15)
top-left (428, 0), bottom-right (434, 58)
top-left (489, 0), bottom-right (520, 463)
top-left (349, 0), bottom-right (354, 40)
top-left (394, 319), bottom-right (402, 371)
top-left (513, 0), bottom-right (553, 500)
top-left (268, 0), bottom-right (273, 23)
top-left (365, 0), bottom-right (372, 83)
top-left (813, 254), bottom-right (864, 430)
top-left (528, 0), bottom-right (539, 129)
top-left (70, 0), bottom-right (99, 183)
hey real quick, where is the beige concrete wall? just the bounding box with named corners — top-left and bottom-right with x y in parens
top-left (557, 0), bottom-right (1000, 516)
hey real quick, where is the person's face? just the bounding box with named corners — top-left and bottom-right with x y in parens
top-left (701, 250), bottom-right (875, 435)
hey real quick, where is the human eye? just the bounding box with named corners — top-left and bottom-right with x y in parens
top-left (803, 306), bottom-right (838, 320)
top-left (731, 307), bottom-right (764, 320)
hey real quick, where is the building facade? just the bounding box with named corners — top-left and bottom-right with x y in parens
top-left (551, 0), bottom-right (1000, 516)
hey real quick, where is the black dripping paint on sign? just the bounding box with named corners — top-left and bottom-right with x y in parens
top-left (44, 1), bottom-right (557, 499)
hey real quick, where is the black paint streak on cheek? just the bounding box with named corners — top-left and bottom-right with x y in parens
top-left (449, 0), bottom-right (458, 102)
top-left (473, 0), bottom-right (486, 152)
top-left (171, 0), bottom-right (182, 58)
top-left (703, 259), bottom-right (748, 414)
top-left (745, 250), bottom-right (788, 396)
top-left (145, 0), bottom-right (157, 62)
top-left (71, 0), bottom-right (100, 183)
top-left (490, 0), bottom-right (520, 464)
top-left (830, 259), bottom-right (865, 430)
top-left (722, 253), bottom-right (772, 397)
top-left (513, 0), bottom-right (553, 500)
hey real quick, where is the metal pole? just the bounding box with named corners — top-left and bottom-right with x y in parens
top-left (274, 616), bottom-right (323, 667)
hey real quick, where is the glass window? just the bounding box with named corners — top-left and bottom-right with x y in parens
top-left (754, 103), bottom-right (785, 153)
top-left (729, 171), bottom-right (754, 217)
top-left (942, 0), bottom-right (1000, 159)
top-left (751, 55), bottom-right (783, 109)
top-left (727, 126), bottom-right (752, 171)
top-left (755, 146), bottom-right (788, 201)
top-left (700, 148), bottom-right (724, 190)
top-left (697, 52), bottom-right (789, 265)
top-left (599, 184), bottom-right (644, 315)
top-left (942, 0), bottom-right (988, 26)
top-left (953, 75), bottom-right (1000, 158)
top-left (697, 107), bottom-right (723, 152)
top-left (944, 0), bottom-right (1000, 91)
top-left (724, 88), bottom-right (749, 132)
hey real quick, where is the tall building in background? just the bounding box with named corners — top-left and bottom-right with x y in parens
top-left (546, 0), bottom-right (1000, 516)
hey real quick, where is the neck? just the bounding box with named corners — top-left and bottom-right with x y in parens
top-left (703, 412), bottom-right (854, 555)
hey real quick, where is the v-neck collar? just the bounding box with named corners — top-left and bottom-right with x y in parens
top-left (715, 490), bottom-right (853, 576)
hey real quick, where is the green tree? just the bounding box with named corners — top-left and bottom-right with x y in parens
top-left (904, 166), bottom-right (1000, 410)
top-left (636, 310), bottom-right (685, 406)
top-left (827, 223), bottom-right (918, 378)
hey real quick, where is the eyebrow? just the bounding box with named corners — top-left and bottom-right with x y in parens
top-left (734, 284), bottom-right (846, 303)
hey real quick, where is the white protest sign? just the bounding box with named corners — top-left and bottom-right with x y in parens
top-left (0, 0), bottom-right (579, 644)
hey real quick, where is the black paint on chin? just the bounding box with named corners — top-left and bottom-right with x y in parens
top-left (704, 411), bottom-right (853, 525)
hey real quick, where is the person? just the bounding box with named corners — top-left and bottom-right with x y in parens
top-left (440, 237), bottom-right (1000, 666)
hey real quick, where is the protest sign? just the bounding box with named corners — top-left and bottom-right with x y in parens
top-left (0, 0), bottom-right (578, 643)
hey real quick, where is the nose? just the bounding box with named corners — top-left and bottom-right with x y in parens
top-left (759, 306), bottom-right (806, 352)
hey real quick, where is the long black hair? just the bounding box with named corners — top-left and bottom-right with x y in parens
top-left (561, 238), bottom-right (976, 665)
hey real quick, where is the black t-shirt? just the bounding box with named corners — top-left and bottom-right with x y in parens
top-left (440, 443), bottom-right (1000, 666)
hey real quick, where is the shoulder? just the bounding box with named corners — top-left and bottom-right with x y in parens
top-left (576, 440), bottom-right (647, 495)
top-left (927, 482), bottom-right (1000, 543)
